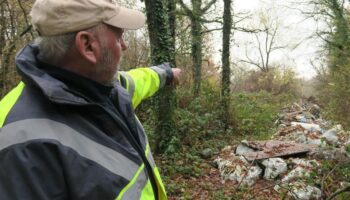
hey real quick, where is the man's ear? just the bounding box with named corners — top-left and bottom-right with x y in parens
top-left (74, 31), bottom-right (100, 64)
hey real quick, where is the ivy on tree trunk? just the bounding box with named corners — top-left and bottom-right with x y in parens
top-left (178, 0), bottom-right (216, 96)
top-left (144, 0), bottom-right (177, 153)
top-left (221, 0), bottom-right (232, 130)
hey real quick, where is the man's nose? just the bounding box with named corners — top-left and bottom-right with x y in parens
top-left (121, 39), bottom-right (128, 51)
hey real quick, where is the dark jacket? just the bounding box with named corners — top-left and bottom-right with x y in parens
top-left (0, 44), bottom-right (170, 200)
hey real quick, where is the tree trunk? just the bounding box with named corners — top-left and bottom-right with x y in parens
top-left (191, 16), bottom-right (202, 96)
top-left (178, 0), bottom-right (216, 96)
top-left (328, 0), bottom-right (349, 72)
top-left (167, 0), bottom-right (176, 65)
top-left (0, 2), bottom-right (5, 95)
top-left (221, 0), bottom-right (232, 130)
top-left (144, 0), bottom-right (177, 154)
top-left (190, 0), bottom-right (203, 96)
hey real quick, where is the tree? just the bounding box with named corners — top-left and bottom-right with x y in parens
top-left (0, 0), bottom-right (34, 97)
top-left (120, 31), bottom-right (151, 69)
top-left (144, 0), bottom-right (177, 153)
top-left (178, 0), bottom-right (216, 95)
top-left (306, 0), bottom-right (350, 127)
top-left (241, 11), bottom-right (287, 73)
top-left (221, 0), bottom-right (232, 129)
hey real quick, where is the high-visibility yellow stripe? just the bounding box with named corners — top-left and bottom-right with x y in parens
top-left (116, 164), bottom-right (145, 200)
top-left (138, 169), bottom-right (167, 200)
top-left (154, 167), bottom-right (167, 200)
top-left (0, 82), bottom-right (25, 128)
top-left (119, 145), bottom-right (150, 199)
top-left (143, 145), bottom-right (167, 200)
top-left (140, 180), bottom-right (154, 199)
top-left (139, 145), bottom-right (156, 200)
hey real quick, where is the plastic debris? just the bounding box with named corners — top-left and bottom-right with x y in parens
top-left (262, 158), bottom-right (287, 180)
top-left (291, 122), bottom-right (322, 132)
top-left (214, 99), bottom-right (349, 198)
top-left (296, 115), bottom-right (308, 123)
top-left (323, 128), bottom-right (339, 145)
top-left (282, 166), bottom-right (310, 182)
top-left (213, 158), bottom-right (232, 177)
top-left (289, 183), bottom-right (322, 200)
top-left (295, 132), bottom-right (308, 143)
top-left (214, 156), bottom-right (262, 187)
top-left (228, 165), bottom-right (262, 187)
top-left (310, 147), bottom-right (350, 163)
top-left (308, 139), bottom-right (325, 146)
top-left (274, 182), bottom-right (322, 200)
top-left (288, 158), bottom-right (320, 168)
top-left (243, 166), bottom-right (262, 186)
top-left (227, 165), bottom-right (244, 182)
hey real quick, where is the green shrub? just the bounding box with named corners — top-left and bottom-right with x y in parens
top-left (231, 91), bottom-right (284, 139)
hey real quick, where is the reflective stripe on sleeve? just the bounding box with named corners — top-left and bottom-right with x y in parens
top-left (117, 166), bottom-right (149, 200)
top-left (0, 119), bottom-right (139, 181)
top-left (150, 66), bottom-right (167, 88)
top-left (0, 82), bottom-right (25, 128)
top-left (119, 72), bottom-right (135, 98)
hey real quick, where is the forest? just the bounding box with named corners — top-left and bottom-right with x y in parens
top-left (0, 0), bottom-right (350, 199)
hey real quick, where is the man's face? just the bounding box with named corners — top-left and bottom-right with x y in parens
top-left (96, 25), bottom-right (127, 85)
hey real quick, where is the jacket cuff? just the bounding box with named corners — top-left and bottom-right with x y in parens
top-left (150, 62), bottom-right (173, 88)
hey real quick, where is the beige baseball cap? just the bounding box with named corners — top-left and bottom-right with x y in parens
top-left (30, 0), bottom-right (145, 36)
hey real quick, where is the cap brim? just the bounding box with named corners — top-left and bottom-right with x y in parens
top-left (104, 7), bottom-right (145, 30)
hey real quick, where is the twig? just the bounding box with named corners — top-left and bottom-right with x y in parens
top-left (19, 25), bottom-right (32, 37)
top-left (17, 0), bottom-right (34, 39)
top-left (321, 162), bottom-right (340, 193)
top-left (233, 155), bottom-right (257, 193)
top-left (326, 185), bottom-right (350, 200)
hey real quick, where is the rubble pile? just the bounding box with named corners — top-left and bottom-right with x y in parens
top-left (273, 101), bottom-right (349, 148)
top-left (214, 100), bottom-right (350, 200)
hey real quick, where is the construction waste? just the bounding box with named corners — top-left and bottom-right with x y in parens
top-left (214, 99), bottom-right (350, 200)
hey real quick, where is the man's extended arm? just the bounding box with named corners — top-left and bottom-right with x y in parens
top-left (118, 63), bottom-right (181, 109)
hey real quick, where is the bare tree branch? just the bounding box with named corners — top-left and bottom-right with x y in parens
top-left (233, 27), bottom-right (263, 33)
top-left (17, 0), bottom-right (34, 39)
top-left (175, 9), bottom-right (187, 16)
top-left (200, 18), bottom-right (222, 24)
top-left (177, 0), bottom-right (193, 17)
top-left (201, 0), bottom-right (216, 13)
top-left (256, 32), bottom-right (266, 71)
top-left (200, 27), bottom-right (222, 34)
top-left (240, 57), bottom-right (265, 71)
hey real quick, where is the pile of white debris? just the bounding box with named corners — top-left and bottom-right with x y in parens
top-left (214, 100), bottom-right (350, 200)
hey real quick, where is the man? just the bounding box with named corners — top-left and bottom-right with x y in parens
top-left (0, 0), bottom-right (180, 199)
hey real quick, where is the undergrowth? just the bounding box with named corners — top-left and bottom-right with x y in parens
top-left (138, 84), bottom-right (349, 199)
top-left (137, 83), bottom-right (299, 199)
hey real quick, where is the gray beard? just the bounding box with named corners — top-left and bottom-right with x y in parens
top-left (97, 45), bottom-right (120, 86)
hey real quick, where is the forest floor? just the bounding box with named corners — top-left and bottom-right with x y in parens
top-left (157, 100), bottom-right (350, 200)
